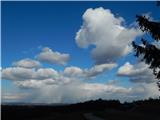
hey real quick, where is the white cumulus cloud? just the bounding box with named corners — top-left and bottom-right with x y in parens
top-left (2, 67), bottom-right (59, 81)
top-left (84, 63), bottom-right (117, 78)
top-left (117, 62), bottom-right (156, 83)
top-left (76, 7), bottom-right (142, 64)
top-left (64, 63), bottom-right (117, 78)
top-left (4, 80), bottom-right (160, 103)
top-left (2, 63), bottom-right (159, 103)
top-left (12, 58), bottom-right (41, 68)
top-left (64, 66), bottom-right (84, 77)
top-left (36, 47), bottom-right (70, 66)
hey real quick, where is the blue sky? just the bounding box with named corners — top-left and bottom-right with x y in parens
top-left (1, 1), bottom-right (160, 103)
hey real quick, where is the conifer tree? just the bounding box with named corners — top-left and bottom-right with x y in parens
top-left (132, 15), bottom-right (160, 89)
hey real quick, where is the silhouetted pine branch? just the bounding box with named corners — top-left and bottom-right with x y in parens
top-left (132, 15), bottom-right (160, 90)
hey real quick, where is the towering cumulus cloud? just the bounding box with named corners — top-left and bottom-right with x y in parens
top-left (76, 7), bottom-right (142, 64)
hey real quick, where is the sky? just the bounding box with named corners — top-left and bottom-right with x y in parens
top-left (1, 1), bottom-right (160, 103)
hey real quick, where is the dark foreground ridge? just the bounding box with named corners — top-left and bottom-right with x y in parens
top-left (2, 98), bottom-right (160, 120)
